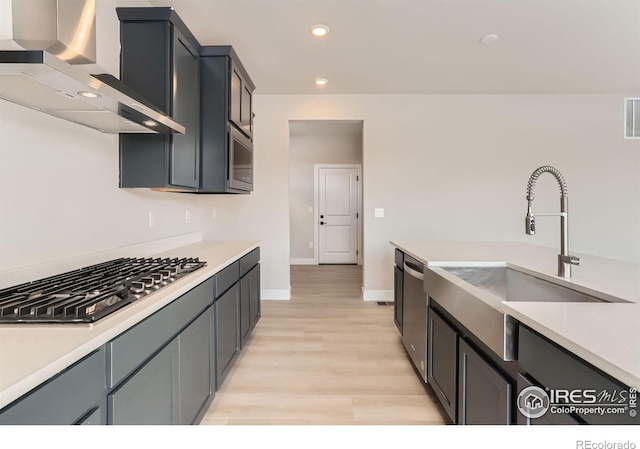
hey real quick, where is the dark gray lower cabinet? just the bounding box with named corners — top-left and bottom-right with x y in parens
top-left (517, 374), bottom-right (581, 425)
top-left (428, 309), bottom-right (458, 422)
top-left (518, 324), bottom-right (636, 425)
top-left (240, 263), bottom-right (260, 348)
top-left (0, 246), bottom-right (261, 425)
top-left (108, 305), bottom-right (215, 425)
top-left (458, 339), bottom-right (512, 425)
top-left (215, 283), bottom-right (240, 390)
top-left (78, 407), bottom-right (102, 425)
top-left (109, 339), bottom-right (180, 425)
top-left (179, 306), bottom-right (215, 424)
top-left (249, 265), bottom-right (261, 329)
top-left (394, 249), bottom-right (404, 334)
top-left (394, 265), bottom-right (403, 334)
top-left (0, 348), bottom-right (106, 425)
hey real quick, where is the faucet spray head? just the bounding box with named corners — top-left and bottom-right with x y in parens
top-left (525, 213), bottom-right (536, 235)
top-left (525, 200), bottom-right (535, 235)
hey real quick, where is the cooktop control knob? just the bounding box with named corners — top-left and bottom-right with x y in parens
top-left (130, 281), bottom-right (145, 293)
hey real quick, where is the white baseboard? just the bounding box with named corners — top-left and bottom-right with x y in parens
top-left (362, 288), bottom-right (394, 302)
top-left (261, 288), bottom-right (291, 300)
top-left (289, 258), bottom-right (317, 265)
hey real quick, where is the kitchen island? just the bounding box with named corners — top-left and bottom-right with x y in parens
top-left (391, 240), bottom-right (639, 425)
top-left (0, 238), bottom-right (260, 424)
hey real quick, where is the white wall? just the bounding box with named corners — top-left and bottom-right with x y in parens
top-left (289, 122), bottom-right (363, 260)
top-left (1, 3), bottom-right (637, 295)
top-left (0, 0), bottom-right (208, 272)
top-left (205, 94), bottom-right (640, 297)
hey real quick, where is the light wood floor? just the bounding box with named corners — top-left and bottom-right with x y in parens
top-left (200, 265), bottom-right (447, 425)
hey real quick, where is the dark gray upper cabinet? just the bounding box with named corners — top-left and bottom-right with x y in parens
top-left (117, 7), bottom-right (201, 191)
top-left (199, 46), bottom-right (255, 193)
top-left (219, 50), bottom-right (255, 140)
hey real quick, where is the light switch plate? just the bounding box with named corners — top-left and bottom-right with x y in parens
top-left (374, 208), bottom-right (384, 218)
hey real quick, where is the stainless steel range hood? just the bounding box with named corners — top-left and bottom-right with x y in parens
top-left (0, 0), bottom-right (185, 134)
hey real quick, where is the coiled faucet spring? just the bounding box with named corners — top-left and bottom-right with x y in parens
top-left (526, 165), bottom-right (568, 201)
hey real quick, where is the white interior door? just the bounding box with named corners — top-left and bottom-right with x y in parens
top-left (318, 168), bottom-right (359, 264)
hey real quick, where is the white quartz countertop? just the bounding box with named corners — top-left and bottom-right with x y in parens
top-left (391, 240), bottom-right (640, 389)
top-left (0, 239), bottom-right (259, 410)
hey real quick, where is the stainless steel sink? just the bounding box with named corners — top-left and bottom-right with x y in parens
top-left (440, 266), bottom-right (626, 304)
top-left (424, 265), bottom-right (627, 362)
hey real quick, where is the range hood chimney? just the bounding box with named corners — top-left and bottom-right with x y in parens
top-left (0, 0), bottom-right (184, 134)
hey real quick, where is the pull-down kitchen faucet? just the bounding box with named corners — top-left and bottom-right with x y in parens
top-left (525, 166), bottom-right (580, 278)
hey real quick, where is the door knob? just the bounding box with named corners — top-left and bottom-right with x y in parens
top-left (320, 221), bottom-right (325, 225)
top-left (320, 215), bottom-right (324, 218)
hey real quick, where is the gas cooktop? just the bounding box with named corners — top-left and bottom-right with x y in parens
top-left (0, 257), bottom-right (206, 324)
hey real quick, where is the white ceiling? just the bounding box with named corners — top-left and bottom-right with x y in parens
top-left (147, 0), bottom-right (640, 95)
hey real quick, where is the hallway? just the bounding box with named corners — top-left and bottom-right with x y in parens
top-left (201, 265), bottom-right (447, 424)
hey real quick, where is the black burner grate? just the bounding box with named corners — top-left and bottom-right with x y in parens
top-left (0, 257), bottom-right (206, 323)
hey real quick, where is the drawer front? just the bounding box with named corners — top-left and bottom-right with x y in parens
top-left (215, 261), bottom-right (239, 298)
top-left (109, 338), bottom-right (180, 425)
top-left (0, 348), bottom-right (105, 425)
top-left (108, 278), bottom-right (214, 388)
top-left (394, 249), bottom-right (404, 268)
top-left (518, 325), bottom-right (636, 425)
top-left (240, 247), bottom-right (260, 278)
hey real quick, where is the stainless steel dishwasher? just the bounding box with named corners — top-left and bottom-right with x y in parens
top-left (401, 255), bottom-right (428, 382)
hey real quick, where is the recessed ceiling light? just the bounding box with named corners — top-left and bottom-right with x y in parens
top-left (315, 78), bottom-right (328, 86)
top-left (480, 34), bottom-right (499, 44)
top-left (78, 91), bottom-right (101, 98)
top-left (143, 120), bottom-right (158, 127)
top-left (310, 24), bottom-right (330, 37)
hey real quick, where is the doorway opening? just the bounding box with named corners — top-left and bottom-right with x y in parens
top-left (288, 120), bottom-right (364, 267)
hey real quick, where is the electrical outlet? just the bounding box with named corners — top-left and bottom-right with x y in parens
top-left (185, 210), bottom-right (191, 224)
top-left (212, 209), bottom-right (217, 221)
top-left (309, 241), bottom-right (314, 249)
top-left (148, 211), bottom-right (156, 228)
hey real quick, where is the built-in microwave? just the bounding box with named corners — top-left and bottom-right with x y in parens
top-left (228, 125), bottom-right (253, 192)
